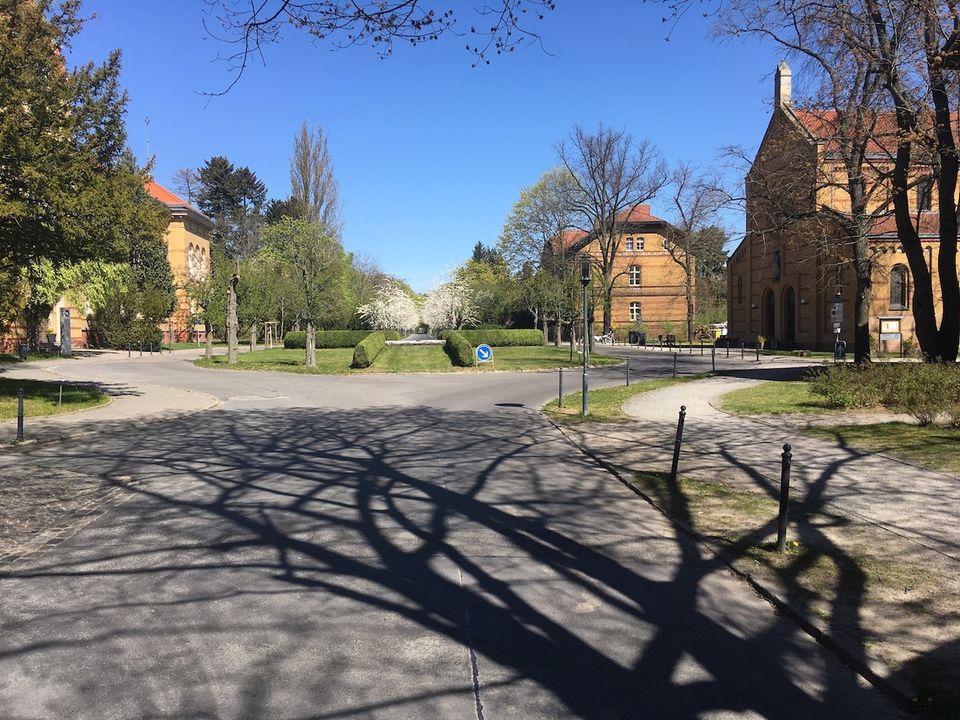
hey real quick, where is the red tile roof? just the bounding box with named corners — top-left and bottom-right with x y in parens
top-left (869, 211), bottom-right (941, 237)
top-left (145, 180), bottom-right (193, 208)
top-left (793, 109), bottom-right (959, 157)
top-left (617, 204), bottom-right (663, 223)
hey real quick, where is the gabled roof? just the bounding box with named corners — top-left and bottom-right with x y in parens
top-left (791, 108), bottom-right (959, 159)
top-left (145, 180), bottom-right (214, 229)
top-left (550, 204), bottom-right (670, 255)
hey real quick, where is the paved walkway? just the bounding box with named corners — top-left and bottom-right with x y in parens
top-left (0, 352), bottom-right (219, 446)
top-left (558, 375), bottom-right (960, 699)
top-left (620, 376), bottom-right (960, 562)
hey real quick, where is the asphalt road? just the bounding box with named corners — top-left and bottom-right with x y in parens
top-left (0, 349), bottom-right (906, 719)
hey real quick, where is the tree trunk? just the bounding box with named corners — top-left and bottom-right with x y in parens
top-left (554, 318), bottom-right (561, 346)
top-left (602, 274), bottom-right (613, 334)
top-left (569, 322), bottom-right (576, 362)
top-left (204, 320), bottom-right (213, 360)
top-left (305, 320), bottom-right (316, 367)
top-left (227, 274), bottom-right (239, 365)
top-left (853, 253), bottom-right (872, 363)
top-left (249, 321), bottom-right (257, 353)
top-left (541, 315), bottom-right (548, 345)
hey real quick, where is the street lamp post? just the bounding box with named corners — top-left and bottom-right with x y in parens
top-left (581, 256), bottom-right (591, 417)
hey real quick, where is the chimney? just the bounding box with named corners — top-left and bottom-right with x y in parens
top-left (775, 61), bottom-right (792, 108)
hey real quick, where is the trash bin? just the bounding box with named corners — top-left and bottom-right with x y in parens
top-left (18, 343), bottom-right (28, 360)
top-left (834, 340), bottom-right (847, 361)
top-left (628, 331), bottom-right (639, 345)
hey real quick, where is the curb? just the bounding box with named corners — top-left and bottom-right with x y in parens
top-left (544, 414), bottom-right (916, 715)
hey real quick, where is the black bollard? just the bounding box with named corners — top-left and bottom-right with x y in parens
top-left (128, 343), bottom-right (131, 358)
top-left (756, 344), bottom-right (760, 362)
top-left (558, 367), bottom-right (564, 408)
top-left (711, 346), bottom-right (716, 373)
top-left (139, 343), bottom-right (143, 358)
top-left (673, 352), bottom-right (678, 378)
top-left (776, 443), bottom-right (793, 552)
top-left (16, 387), bottom-right (25, 442)
top-left (726, 343), bottom-right (730, 359)
top-left (700, 341), bottom-right (704, 356)
top-left (670, 405), bottom-right (687, 482)
top-left (740, 340), bottom-right (744, 360)
top-left (626, 356), bottom-right (631, 387)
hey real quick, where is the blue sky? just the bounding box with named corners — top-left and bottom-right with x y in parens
top-left (67, 1), bottom-right (783, 292)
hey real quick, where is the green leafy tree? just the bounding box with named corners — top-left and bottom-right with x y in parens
top-left (262, 218), bottom-right (349, 366)
top-left (0, 2), bottom-right (168, 346)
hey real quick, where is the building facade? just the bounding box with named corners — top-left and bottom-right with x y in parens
top-left (144, 181), bottom-right (213, 343)
top-left (727, 63), bottom-right (953, 353)
top-left (565, 205), bottom-right (693, 338)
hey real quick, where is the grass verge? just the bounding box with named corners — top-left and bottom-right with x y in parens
top-left (0, 352), bottom-right (65, 364)
top-left (475, 346), bottom-right (621, 371)
top-left (544, 375), bottom-right (703, 423)
top-left (0, 378), bottom-right (109, 420)
top-left (717, 380), bottom-right (832, 415)
top-left (807, 422), bottom-right (960, 475)
top-left (195, 345), bottom-right (621, 375)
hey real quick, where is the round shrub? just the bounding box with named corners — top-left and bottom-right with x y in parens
top-left (444, 332), bottom-right (474, 367)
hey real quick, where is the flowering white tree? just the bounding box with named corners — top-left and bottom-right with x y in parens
top-left (422, 280), bottom-right (477, 330)
top-left (356, 280), bottom-right (420, 332)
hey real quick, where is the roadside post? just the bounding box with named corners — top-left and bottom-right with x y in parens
top-left (777, 444), bottom-right (793, 552)
top-left (558, 367), bottom-right (564, 408)
top-left (626, 357), bottom-right (631, 386)
top-left (711, 346), bottom-right (716, 373)
top-left (16, 387), bottom-right (25, 442)
top-left (673, 352), bottom-right (678, 378)
top-left (670, 405), bottom-right (687, 482)
top-left (580, 256), bottom-right (591, 417)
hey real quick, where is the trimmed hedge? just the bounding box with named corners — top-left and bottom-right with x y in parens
top-left (438, 328), bottom-right (543, 347)
top-left (284, 330), bottom-right (400, 349)
top-left (351, 331), bottom-right (387, 368)
top-left (444, 331), bottom-right (474, 367)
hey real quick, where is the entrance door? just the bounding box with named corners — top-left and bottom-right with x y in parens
top-left (762, 289), bottom-right (775, 341)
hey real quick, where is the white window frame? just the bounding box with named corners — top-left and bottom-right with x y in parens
top-left (625, 237), bottom-right (634, 251)
top-left (629, 302), bottom-right (641, 322)
top-left (637, 237), bottom-right (644, 251)
top-left (628, 265), bottom-right (641, 287)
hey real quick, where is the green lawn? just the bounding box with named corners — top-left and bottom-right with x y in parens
top-left (717, 380), bottom-right (831, 415)
top-left (544, 375), bottom-right (704, 423)
top-left (475, 346), bottom-right (621, 371)
top-left (194, 345), bottom-right (616, 375)
top-left (0, 352), bottom-right (64, 364)
top-left (0, 378), bottom-right (109, 420)
top-left (195, 348), bottom-right (356, 374)
top-left (807, 422), bottom-right (960, 475)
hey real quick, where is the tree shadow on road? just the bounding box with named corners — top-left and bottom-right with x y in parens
top-left (0, 406), bottom-right (905, 719)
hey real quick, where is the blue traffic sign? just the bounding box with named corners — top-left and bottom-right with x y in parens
top-left (475, 344), bottom-right (493, 362)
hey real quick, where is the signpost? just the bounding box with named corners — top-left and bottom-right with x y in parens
top-left (831, 292), bottom-right (844, 362)
top-left (475, 344), bottom-right (493, 369)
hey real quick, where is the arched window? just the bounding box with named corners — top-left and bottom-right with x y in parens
top-left (890, 265), bottom-right (908, 308)
top-left (628, 265), bottom-right (642, 287)
top-left (629, 302), bottom-right (641, 322)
